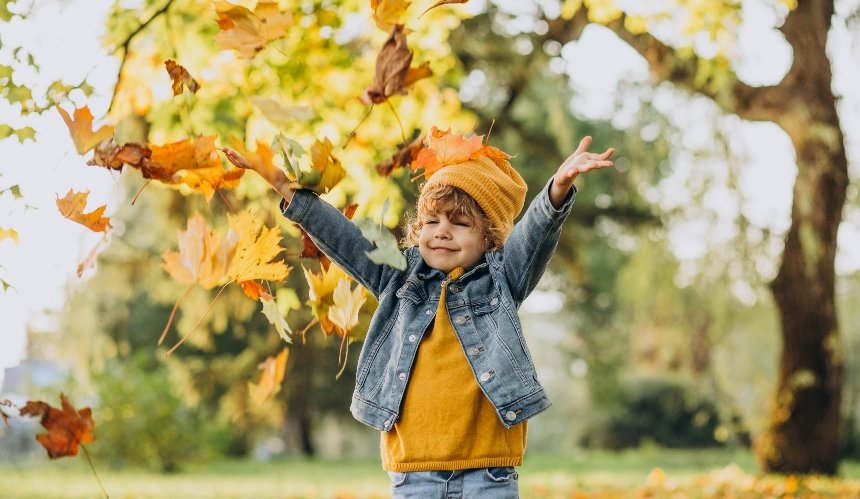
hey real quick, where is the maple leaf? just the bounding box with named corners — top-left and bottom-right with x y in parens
top-left (362, 24), bottom-right (432, 105)
top-left (248, 348), bottom-right (289, 406)
top-left (412, 126), bottom-right (510, 179)
top-left (164, 59), bottom-right (200, 95)
top-left (214, 0), bottom-right (292, 58)
top-left (375, 131), bottom-right (424, 176)
top-left (303, 264), bottom-right (352, 336)
top-left (298, 204), bottom-right (357, 270)
top-left (162, 213), bottom-right (237, 289)
top-left (261, 296), bottom-right (292, 343)
top-left (418, 0), bottom-right (469, 18)
top-left (327, 279), bottom-right (367, 336)
top-left (19, 393), bottom-right (95, 459)
top-left (309, 137), bottom-right (346, 193)
top-left (372, 0), bottom-right (410, 32)
top-left (57, 105), bottom-right (114, 155)
top-left (143, 135), bottom-right (245, 200)
top-left (0, 227), bottom-right (19, 244)
top-left (227, 210), bottom-right (291, 283)
top-left (56, 190), bottom-right (111, 233)
top-left (87, 138), bottom-right (151, 170)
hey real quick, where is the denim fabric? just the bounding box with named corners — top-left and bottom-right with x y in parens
top-left (388, 467), bottom-right (519, 499)
top-left (281, 180), bottom-right (575, 431)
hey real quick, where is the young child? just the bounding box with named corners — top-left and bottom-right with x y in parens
top-left (224, 134), bottom-right (613, 498)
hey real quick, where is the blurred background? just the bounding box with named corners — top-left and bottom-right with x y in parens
top-left (1, 0), bottom-right (859, 496)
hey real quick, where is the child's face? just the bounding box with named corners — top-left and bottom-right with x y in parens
top-left (418, 210), bottom-right (486, 273)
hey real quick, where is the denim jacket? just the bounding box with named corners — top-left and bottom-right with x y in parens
top-left (281, 180), bottom-right (575, 431)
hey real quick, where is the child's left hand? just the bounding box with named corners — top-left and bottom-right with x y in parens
top-left (550, 136), bottom-right (615, 208)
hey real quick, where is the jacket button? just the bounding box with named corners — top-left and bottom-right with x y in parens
top-left (490, 297), bottom-right (499, 306)
top-left (479, 371), bottom-right (492, 382)
top-left (505, 411), bottom-right (517, 421)
top-left (467, 347), bottom-right (480, 356)
top-left (384, 419), bottom-right (391, 427)
top-left (425, 309), bottom-right (432, 315)
top-left (408, 334), bottom-right (417, 342)
top-left (455, 315), bottom-right (471, 324)
top-left (398, 372), bottom-right (406, 380)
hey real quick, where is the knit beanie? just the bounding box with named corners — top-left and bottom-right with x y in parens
top-left (421, 156), bottom-right (527, 238)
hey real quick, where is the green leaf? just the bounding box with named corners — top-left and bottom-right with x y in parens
top-left (5, 84), bottom-right (32, 104)
top-left (0, 1), bottom-right (14, 22)
top-left (0, 124), bottom-right (12, 140)
top-left (273, 132), bottom-right (306, 182)
top-left (1, 279), bottom-right (11, 292)
top-left (261, 297), bottom-right (292, 343)
top-left (0, 64), bottom-right (13, 80)
top-left (354, 199), bottom-right (406, 270)
top-left (14, 126), bottom-right (34, 142)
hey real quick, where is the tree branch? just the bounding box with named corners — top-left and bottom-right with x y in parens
top-left (108, 0), bottom-right (175, 114)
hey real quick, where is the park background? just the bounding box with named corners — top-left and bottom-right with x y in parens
top-left (1, 0), bottom-right (860, 497)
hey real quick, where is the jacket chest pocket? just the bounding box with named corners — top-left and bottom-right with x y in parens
top-left (396, 278), bottom-right (428, 305)
top-left (471, 293), bottom-right (502, 331)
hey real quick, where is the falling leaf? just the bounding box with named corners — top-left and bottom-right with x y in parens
top-left (418, 0), bottom-right (469, 18)
top-left (142, 135), bottom-right (245, 200)
top-left (375, 131), bottom-right (424, 176)
top-left (240, 280), bottom-right (272, 301)
top-left (162, 213), bottom-right (238, 289)
top-left (87, 139), bottom-right (151, 170)
top-left (57, 105), bottom-right (114, 155)
top-left (248, 348), bottom-right (289, 405)
top-left (261, 296), bottom-right (292, 343)
top-left (251, 97), bottom-right (314, 126)
top-left (361, 24), bottom-right (432, 105)
top-left (77, 233), bottom-right (109, 278)
top-left (354, 199), bottom-right (406, 270)
top-left (372, 0), bottom-right (410, 32)
top-left (19, 393), bottom-right (95, 459)
top-left (227, 210), bottom-right (291, 283)
top-left (214, 0), bottom-right (292, 58)
top-left (309, 137), bottom-right (346, 193)
top-left (327, 279), bottom-right (367, 335)
top-left (56, 190), bottom-right (111, 233)
top-left (303, 264), bottom-right (352, 336)
top-left (298, 204), bottom-right (357, 270)
top-left (164, 59), bottom-right (200, 95)
top-left (0, 227), bottom-right (19, 244)
top-left (225, 138), bottom-right (286, 190)
top-left (272, 132), bottom-right (307, 183)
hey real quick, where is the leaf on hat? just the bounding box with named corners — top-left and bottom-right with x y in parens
top-left (361, 24), bottom-right (432, 105)
top-left (164, 59), bottom-right (200, 95)
top-left (412, 126), bottom-right (512, 179)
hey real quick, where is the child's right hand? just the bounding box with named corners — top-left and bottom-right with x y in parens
top-left (221, 147), bottom-right (294, 202)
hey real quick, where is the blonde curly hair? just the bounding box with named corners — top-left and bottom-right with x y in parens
top-left (402, 184), bottom-right (506, 252)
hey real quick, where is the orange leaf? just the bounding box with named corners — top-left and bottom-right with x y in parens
top-left (164, 59), bottom-right (200, 95)
top-left (57, 105), bottom-right (114, 155)
top-left (143, 136), bottom-right (245, 200)
top-left (227, 210), bottom-right (291, 283)
top-left (240, 280), bottom-right (272, 301)
top-left (361, 25), bottom-right (432, 104)
top-left (248, 348), bottom-right (289, 405)
top-left (214, 0), bottom-right (292, 58)
top-left (19, 393), bottom-right (95, 459)
top-left (413, 126), bottom-right (510, 179)
top-left (56, 190), bottom-right (111, 233)
top-left (87, 139), bottom-right (151, 170)
top-left (375, 132), bottom-right (424, 176)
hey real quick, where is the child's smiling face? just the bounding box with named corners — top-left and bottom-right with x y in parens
top-left (418, 210), bottom-right (486, 273)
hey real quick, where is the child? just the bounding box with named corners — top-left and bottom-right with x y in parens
top-left (224, 134), bottom-right (614, 498)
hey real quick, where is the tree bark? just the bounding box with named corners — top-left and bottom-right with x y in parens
top-left (544, 0), bottom-right (848, 474)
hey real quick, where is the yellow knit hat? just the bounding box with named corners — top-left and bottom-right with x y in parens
top-left (421, 156), bottom-right (527, 238)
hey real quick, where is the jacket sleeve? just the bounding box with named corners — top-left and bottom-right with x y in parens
top-left (280, 190), bottom-right (403, 298)
top-left (501, 179), bottom-right (575, 306)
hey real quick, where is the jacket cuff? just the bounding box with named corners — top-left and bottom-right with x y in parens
top-left (538, 178), bottom-right (576, 218)
top-left (279, 189), bottom-right (314, 223)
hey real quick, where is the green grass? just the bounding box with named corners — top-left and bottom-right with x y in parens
top-left (1, 448), bottom-right (858, 498)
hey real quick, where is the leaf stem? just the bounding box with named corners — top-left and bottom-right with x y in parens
top-left (159, 284), bottom-right (195, 345)
top-left (386, 99), bottom-right (407, 145)
top-left (81, 444), bottom-right (110, 499)
top-left (166, 281), bottom-right (232, 356)
top-left (343, 104), bottom-right (375, 149)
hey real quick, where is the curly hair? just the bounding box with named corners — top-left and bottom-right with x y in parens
top-left (402, 184), bottom-right (506, 251)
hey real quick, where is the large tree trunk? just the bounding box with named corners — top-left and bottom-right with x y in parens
top-left (543, 0), bottom-right (848, 474)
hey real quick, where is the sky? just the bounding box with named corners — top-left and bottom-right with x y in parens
top-left (1, 0), bottom-right (859, 388)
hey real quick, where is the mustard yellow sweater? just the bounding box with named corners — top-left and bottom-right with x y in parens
top-left (381, 268), bottom-right (527, 472)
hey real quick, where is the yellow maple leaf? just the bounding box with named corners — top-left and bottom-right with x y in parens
top-left (303, 264), bottom-right (351, 336)
top-left (248, 348), bottom-right (289, 406)
top-left (214, 0), bottom-right (292, 58)
top-left (162, 214), bottom-right (237, 289)
top-left (309, 137), bottom-right (346, 193)
top-left (327, 279), bottom-right (367, 336)
top-left (57, 105), bottom-right (114, 155)
top-left (227, 210), bottom-right (290, 283)
top-left (372, 0), bottom-right (410, 32)
top-left (55, 190), bottom-right (111, 233)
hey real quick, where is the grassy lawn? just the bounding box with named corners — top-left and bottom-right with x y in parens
top-left (1, 448), bottom-right (858, 498)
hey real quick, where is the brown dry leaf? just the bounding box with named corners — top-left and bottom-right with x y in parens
top-left (143, 135), bottom-right (245, 200)
top-left (214, 0), bottom-right (292, 58)
top-left (56, 190), bottom-right (111, 233)
top-left (227, 210), bottom-right (291, 283)
top-left (87, 139), bottom-right (151, 170)
top-left (375, 132), bottom-right (424, 176)
top-left (298, 204), bottom-right (357, 270)
top-left (361, 24), bottom-right (432, 104)
top-left (57, 105), bottom-right (115, 155)
top-left (19, 393), bottom-right (95, 459)
top-left (164, 59), bottom-right (200, 95)
top-left (418, 0), bottom-right (469, 18)
top-left (162, 213), bottom-right (238, 289)
top-left (372, 0), bottom-right (410, 32)
top-left (248, 348), bottom-right (289, 405)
